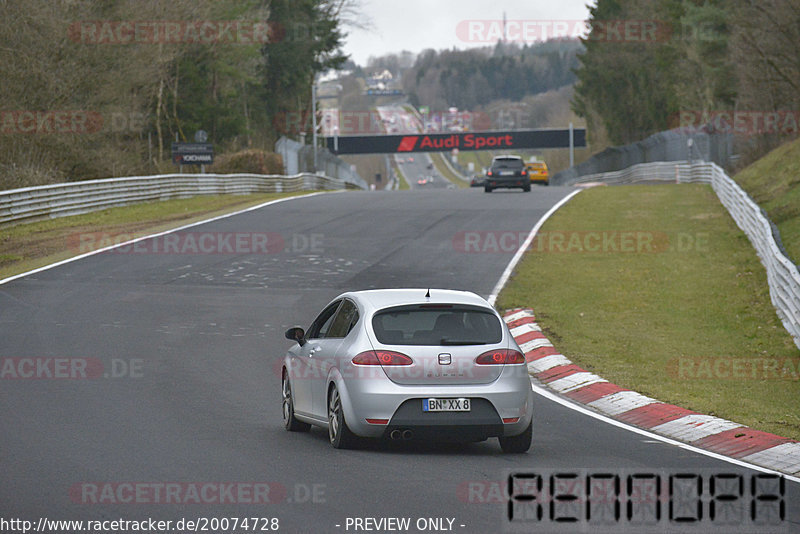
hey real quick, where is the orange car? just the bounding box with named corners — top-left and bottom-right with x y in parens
top-left (525, 161), bottom-right (549, 185)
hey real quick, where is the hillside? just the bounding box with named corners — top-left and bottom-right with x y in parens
top-left (733, 137), bottom-right (800, 263)
top-left (401, 40), bottom-right (582, 111)
top-left (0, 0), bottom-right (349, 189)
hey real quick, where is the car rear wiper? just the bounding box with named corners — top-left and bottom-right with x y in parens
top-left (440, 339), bottom-right (489, 345)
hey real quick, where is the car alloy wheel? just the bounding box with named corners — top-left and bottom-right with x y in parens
top-left (328, 385), bottom-right (356, 449)
top-left (282, 372), bottom-right (310, 432)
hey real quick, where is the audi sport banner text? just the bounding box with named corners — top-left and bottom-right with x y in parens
top-left (325, 129), bottom-right (586, 155)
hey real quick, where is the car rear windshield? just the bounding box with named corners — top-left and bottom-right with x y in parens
top-left (492, 158), bottom-right (524, 170)
top-left (372, 304), bottom-right (503, 346)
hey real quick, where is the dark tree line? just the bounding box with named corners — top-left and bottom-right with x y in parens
top-left (0, 0), bottom-right (353, 188)
top-left (402, 40), bottom-right (583, 111)
top-left (573, 0), bottom-right (800, 149)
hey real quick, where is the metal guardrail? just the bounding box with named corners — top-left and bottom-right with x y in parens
top-left (436, 153), bottom-right (470, 183)
top-left (571, 161), bottom-right (713, 185)
top-left (707, 162), bottom-right (800, 350)
top-left (0, 173), bottom-right (362, 227)
top-left (578, 161), bottom-right (800, 349)
top-left (551, 129), bottom-right (734, 186)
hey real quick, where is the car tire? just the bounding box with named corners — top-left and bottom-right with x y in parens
top-left (523, 185), bottom-right (531, 192)
top-left (328, 384), bottom-right (357, 449)
top-left (282, 371), bottom-right (310, 432)
top-left (484, 186), bottom-right (492, 193)
top-left (499, 420), bottom-right (532, 453)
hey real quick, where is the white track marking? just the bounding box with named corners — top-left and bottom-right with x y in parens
top-left (650, 414), bottom-right (744, 442)
top-left (509, 322), bottom-right (542, 336)
top-left (504, 309), bottom-right (535, 322)
top-left (527, 354), bottom-right (571, 374)
top-left (587, 391), bottom-right (660, 416)
top-left (519, 338), bottom-right (554, 353)
top-left (487, 189), bottom-right (582, 306)
top-left (547, 371), bottom-right (607, 393)
top-left (0, 192), bottom-right (329, 286)
top-left (486, 189), bottom-right (800, 482)
top-left (531, 379), bottom-right (800, 484)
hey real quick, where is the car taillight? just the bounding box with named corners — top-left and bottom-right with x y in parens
top-left (475, 349), bottom-right (525, 365)
top-left (521, 169), bottom-right (527, 176)
top-left (366, 418), bottom-right (389, 424)
top-left (487, 171), bottom-right (493, 177)
top-left (352, 350), bottom-right (413, 366)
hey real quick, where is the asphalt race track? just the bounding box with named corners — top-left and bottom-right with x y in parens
top-left (1, 188), bottom-right (797, 533)
top-left (376, 104), bottom-right (456, 191)
top-left (396, 153), bottom-right (449, 190)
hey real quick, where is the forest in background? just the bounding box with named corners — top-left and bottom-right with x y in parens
top-left (0, 0), bottom-right (355, 189)
top-left (397, 40), bottom-right (582, 111)
top-left (2, 0), bottom-right (798, 190)
top-left (573, 0), bottom-right (800, 162)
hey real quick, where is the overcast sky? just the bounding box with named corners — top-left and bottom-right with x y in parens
top-left (342, 0), bottom-right (595, 66)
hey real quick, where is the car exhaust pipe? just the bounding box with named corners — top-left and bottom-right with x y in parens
top-left (390, 429), bottom-right (402, 440)
top-left (401, 429), bottom-right (413, 440)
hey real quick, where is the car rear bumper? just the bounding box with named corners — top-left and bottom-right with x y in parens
top-left (486, 179), bottom-right (528, 188)
top-left (338, 368), bottom-right (534, 438)
top-left (385, 398), bottom-right (504, 440)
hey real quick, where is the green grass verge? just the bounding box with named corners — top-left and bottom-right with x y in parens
top-left (393, 162), bottom-right (410, 190)
top-left (733, 137), bottom-right (800, 263)
top-left (457, 150), bottom-right (493, 173)
top-left (0, 191), bottom-right (314, 280)
top-left (431, 153), bottom-right (469, 188)
top-left (497, 184), bottom-right (800, 440)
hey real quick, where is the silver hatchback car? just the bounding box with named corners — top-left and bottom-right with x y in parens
top-left (281, 289), bottom-right (533, 452)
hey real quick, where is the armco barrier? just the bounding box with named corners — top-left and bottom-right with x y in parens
top-left (571, 160), bottom-right (713, 185)
top-left (0, 173), bottom-right (362, 228)
top-left (708, 162), bottom-right (800, 350)
top-left (551, 129), bottom-right (734, 185)
top-left (574, 160), bottom-right (800, 350)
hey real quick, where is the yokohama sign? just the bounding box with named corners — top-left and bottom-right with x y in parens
top-left (325, 129), bottom-right (586, 155)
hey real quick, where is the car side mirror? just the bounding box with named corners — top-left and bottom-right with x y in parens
top-left (285, 327), bottom-right (306, 346)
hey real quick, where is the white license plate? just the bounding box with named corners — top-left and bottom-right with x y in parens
top-left (423, 398), bottom-right (471, 412)
top-left (500, 171), bottom-right (514, 176)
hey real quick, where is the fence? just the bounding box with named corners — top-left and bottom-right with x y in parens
top-left (577, 161), bottom-right (800, 350)
top-left (276, 136), bottom-right (367, 189)
top-left (0, 173), bottom-right (362, 228)
top-left (553, 129), bottom-right (734, 186)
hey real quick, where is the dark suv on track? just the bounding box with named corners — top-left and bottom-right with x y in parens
top-left (484, 155), bottom-right (530, 193)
